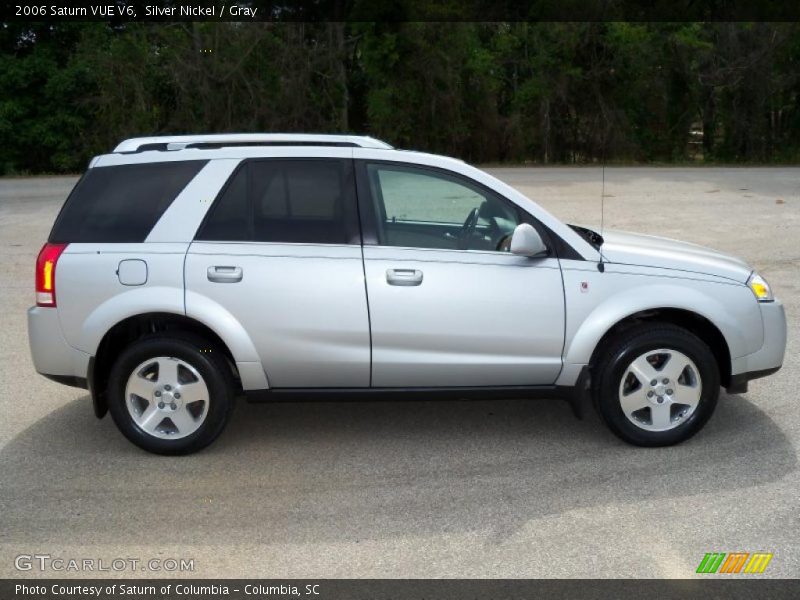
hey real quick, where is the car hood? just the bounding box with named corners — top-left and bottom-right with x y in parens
top-left (598, 229), bottom-right (752, 283)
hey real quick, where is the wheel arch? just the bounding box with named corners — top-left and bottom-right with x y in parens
top-left (586, 307), bottom-right (733, 388)
top-left (90, 312), bottom-right (246, 418)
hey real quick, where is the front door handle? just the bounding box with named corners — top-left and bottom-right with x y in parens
top-left (207, 265), bottom-right (243, 283)
top-left (386, 268), bottom-right (423, 286)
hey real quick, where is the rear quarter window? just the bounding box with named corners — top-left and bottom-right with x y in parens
top-left (49, 160), bottom-right (207, 243)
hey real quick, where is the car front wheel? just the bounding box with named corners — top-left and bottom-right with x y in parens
top-left (592, 324), bottom-right (720, 446)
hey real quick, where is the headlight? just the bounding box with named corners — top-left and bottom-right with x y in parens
top-left (748, 272), bottom-right (774, 302)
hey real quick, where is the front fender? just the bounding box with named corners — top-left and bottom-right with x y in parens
top-left (561, 273), bottom-right (763, 370)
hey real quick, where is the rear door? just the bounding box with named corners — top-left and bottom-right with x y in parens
top-left (185, 155), bottom-right (370, 388)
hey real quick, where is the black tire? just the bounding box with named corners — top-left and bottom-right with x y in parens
top-left (107, 334), bottom-right (236, 455)
top-left (592, 324), bottom-right (720, 447)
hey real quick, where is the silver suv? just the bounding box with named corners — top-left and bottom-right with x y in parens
top-left (28, 134), bottom-right (786, 454)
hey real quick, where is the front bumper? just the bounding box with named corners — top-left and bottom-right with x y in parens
top-left (27, 306), bottom-right (91, 386)
top-left (728, 299), bottom-right (786, 393)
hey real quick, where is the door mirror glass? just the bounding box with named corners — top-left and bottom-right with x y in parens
top-left (510, 223), bottom-right (547, 257)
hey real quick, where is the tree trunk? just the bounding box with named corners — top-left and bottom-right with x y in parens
top-left (334, 23), bottom-right (348, 131)
top-left (702, 88), bottom-right (716, 159)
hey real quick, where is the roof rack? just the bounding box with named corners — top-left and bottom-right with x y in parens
top-left (114, 134), bottom-right (393, 153)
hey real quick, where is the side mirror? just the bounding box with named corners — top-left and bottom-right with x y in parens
top-left (510, 223), bottom-right (548, 257)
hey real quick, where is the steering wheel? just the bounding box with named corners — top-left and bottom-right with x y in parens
top-left (458, 207), bottom-right (480, 249)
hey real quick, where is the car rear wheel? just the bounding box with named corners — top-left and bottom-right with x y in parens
top-left (592, 324), bottom-right (720, 446)
top-left (107, 334), bottom-right (235, 455)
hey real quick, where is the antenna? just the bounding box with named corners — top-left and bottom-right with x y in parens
top-left (598, 123), bottom-right (607, 273)
top-left (601, 159), bottom-right (605, 236)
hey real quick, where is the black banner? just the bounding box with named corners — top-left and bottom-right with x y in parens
top-left (3, 579), bottom-right (800, 600)
top-left (4, 0), bottom-right (800, 23)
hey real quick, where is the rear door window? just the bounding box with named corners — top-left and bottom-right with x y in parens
top-left (196, 159), bottom-right (359, 244)
top-left (49, 160), bottom-right (207, 243)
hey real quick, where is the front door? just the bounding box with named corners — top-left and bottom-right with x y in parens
top-left (185, 156), bottom-right (370, 388)
top-left (358, 162), bottom-right (565, 387)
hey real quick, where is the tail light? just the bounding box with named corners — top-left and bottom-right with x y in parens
top-left (35, 243), bottom-right (67, 307)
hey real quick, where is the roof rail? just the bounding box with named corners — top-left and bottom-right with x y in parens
top-left (114, 133), bottom-right (393, 153)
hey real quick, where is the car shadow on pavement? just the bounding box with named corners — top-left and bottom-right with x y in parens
top-left (0, 392), bottom-right (795, 547)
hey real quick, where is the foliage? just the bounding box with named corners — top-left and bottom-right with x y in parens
top-left (1, 22), bottom-right (799, 174)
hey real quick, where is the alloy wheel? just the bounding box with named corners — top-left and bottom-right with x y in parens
top-left (617, 348), bottom-right (702, 432)
top-left (124, 356), bottom-right (209, 439)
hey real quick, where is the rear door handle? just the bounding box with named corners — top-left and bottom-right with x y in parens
top-left (386, 268), bottom-right (423, 286)
top-left (207, 266), bottom-right (243, 283)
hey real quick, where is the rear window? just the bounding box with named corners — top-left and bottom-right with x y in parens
top-left (49, 160), bottom-right (207, 243)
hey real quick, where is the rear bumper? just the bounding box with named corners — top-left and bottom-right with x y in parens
top-left (27, 306), bottom-right (91, 383)
top-left (728, 300), bottom-right (786, 393)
